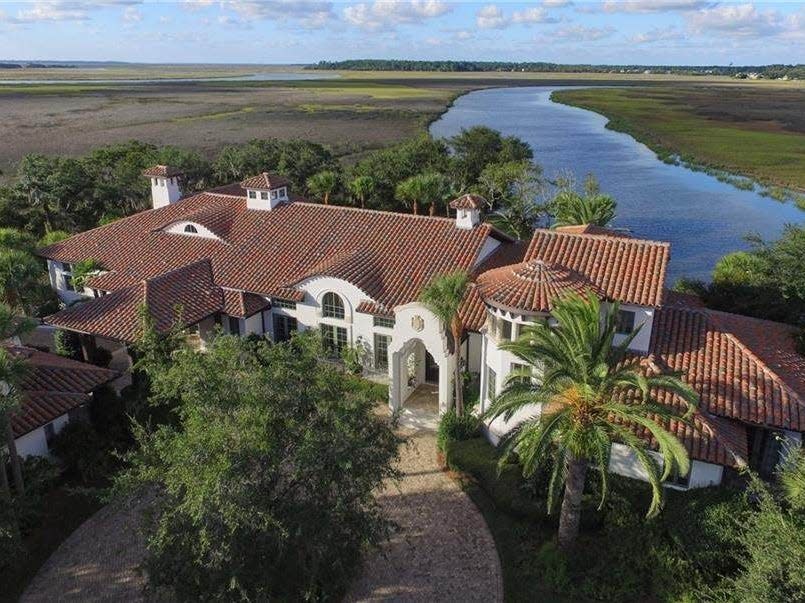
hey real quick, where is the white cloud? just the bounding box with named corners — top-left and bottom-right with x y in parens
top-left (229, 1), bottom-right (335, 29)
top-left (602, 0), bottom-right (714, 13)
top-left (687, 3), bottom-right (803, 39)
top-left (511, 6), bottom-right (559, 24)
top-left (2, 1), bottom-right (142, 24)
top-left (476, 4), bottom-right (507, 29)
top-left (343, 1), bottom-right (451, 31)
top-left (631, 25), bottom-right (684, 43)
top-left (543, 0), bottom-right (572, 7)
top-left (455, 29), bottom-right (472, 40)
top-left (123, 6), bottom-right (142, 23)
top-left (553, 24), bottom-right (616, 41)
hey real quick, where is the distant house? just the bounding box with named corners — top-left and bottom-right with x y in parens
top-left (4, 346), bottom-right (117, 459)
top-left (36, 165), bottom-right (805, 490)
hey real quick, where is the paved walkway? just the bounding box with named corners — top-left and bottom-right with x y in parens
top-left (22, 394), bottom-right (503, 603)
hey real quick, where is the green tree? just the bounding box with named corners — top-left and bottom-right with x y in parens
top-left (551, 175), bottom-right (616, 228)
top-left (306, 170), bottom-right (339, 205)
top-left (395, 172), bottom-right (446, 216)
top-left (478, 160), bottom-right (546, 239)
top-left (0, 249), bottom-right (44, 312)
top-left (70, 258), bottom-right (103, 292)
top-left (37, 230), bottom-right (71, 248)
top-left (449, 126), bottom-right (533, 188)
top-left (712, 251), bottom-right (767, 287)
top-left (419, 271), bottom-right (470, 416)
top-left (114, 333), bottom-right (401, 601)
top-left (0, 229), bottom-right (36, 253)
top-left (485, 291), bottom-right (698, 550)
top-left (347, 175), bottom-right (376, 209)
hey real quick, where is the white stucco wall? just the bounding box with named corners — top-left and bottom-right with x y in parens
top-left (608, 442), bottom-right (723, 489)
top-left (47, 259), bottom-right (90, 303)
top-left (150, 176), bottom-right (182, 208)
top-left (15, 413), bottom-right (70, 458)
top-left (611, 303), bottom-right (655, 353)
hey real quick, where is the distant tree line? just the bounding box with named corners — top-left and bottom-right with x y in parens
top-left (308, 60), bottom-right (804, 79)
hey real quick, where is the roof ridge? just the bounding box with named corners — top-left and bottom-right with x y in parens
top-left (535, 227), bottom-right (671, 247)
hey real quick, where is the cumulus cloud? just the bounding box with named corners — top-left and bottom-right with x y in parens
top-left (123, 6), bottom-right (142, 23)
top-left (543, 0), bottom-right (572, 6)
top-left (631, 25), bottom-right (685, 43)
top-left (1, 1), bottom-right (142, 24)
top-left (229, 1), bottom-right (335, 29)
top-left (602, 0), bottom-right (714, 13)
top-left (553, 24), bottom-right (616, 41)
top-left (511, 6), bottom-right (559, 24)
top-left (344, 0), bottom-right (451, 31)
top-left (687, 3), bottom-right (803, 39)
top-left (476, 4), bottom-right (507, 29)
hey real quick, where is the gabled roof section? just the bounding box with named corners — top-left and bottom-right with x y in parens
top-left (222, 289), bottom-right (270, 319)
top-left (6, 345), bottom-right (118, 438)
top-left (142, 165), bottom-right (183, 178)
top-left (240, 172), bottom-right (290, 190)
top-left (525, 228), bottom-right (669, 307)
top-left (477, 259), bottom-right (604, 314)
top-left (46, 260), bottom-right (223, 343)
top-left (449, 193), bottom-right (485, 210)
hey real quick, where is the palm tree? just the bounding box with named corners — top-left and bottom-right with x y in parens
top-left (0, 249), bottom-right (43, 313)
top-left (419, 271), bottom-right (470, 416)
top-left (551, 174), bottom-right (616, 228)
top-left (348, 175), bottom-right (375, 209)
top-left (485, 291), bottom-right (697, 550)
top-left (306, 170), bottom-right (339, 205)
top-left (395, 172), bottom-right (447, 216)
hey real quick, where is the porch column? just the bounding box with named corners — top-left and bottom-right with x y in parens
top-left (437, 353), bottom-right (455, 415)
top-left (78, 333), bottom-right (97, 363)
top-left (389, 350), bottom-right (403, 412)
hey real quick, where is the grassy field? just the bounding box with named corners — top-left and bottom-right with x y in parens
top-left (552, 86), bottom-right (805, 192)
top-left (1, 65), bottom-right (803, 187)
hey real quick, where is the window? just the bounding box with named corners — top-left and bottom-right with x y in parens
top-left (273, 314), bottom-right (298, 343)
top-left (510, 362), bottom-right (531, 386)
top-left (500, 319), bottom-right (512, 341)
top-left (228, 316), bottom-right (241, 336)
top-left (486, 366), bottom-right (497, 401)
top-left (272, 298), bottom-right (297, 310)
top-left (616, 310), bottom-right (636, 335)
top-left (321, 324), bottom-right (348, 357)
top-left (322, 292), bottom-right (345, 319)
top-left (64, 274), bottom-right (75, 291)
top-left (487, 313), bottom-right (498, 338)
top-left (248, 190), bottom-right (257, 199)
top-left (373, 316), bottom-right (395, 329)
top-left (44, 422), bottom-right (56, 447)
top-left (184, 224), bottom-right (198, 234)
top-left (374, 333), bottom-right (390, 370)
top-left (260, 191), bottom-right (269, 200)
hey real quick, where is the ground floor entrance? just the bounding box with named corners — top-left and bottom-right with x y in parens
top-left (388, 338), bottom-right (453, 416)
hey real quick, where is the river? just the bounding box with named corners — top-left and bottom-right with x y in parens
top-left (430, 86), bottom-right (803, 283)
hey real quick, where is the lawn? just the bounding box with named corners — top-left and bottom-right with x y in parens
top-left (552, 86), bottom-right (805, 192)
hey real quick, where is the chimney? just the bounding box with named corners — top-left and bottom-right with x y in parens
top-left (143, 165), bottom-right (184, 209)
top-left (241, 172), bottom-right (290, 211)
top-left (449, 193), bottom-right (484, 230)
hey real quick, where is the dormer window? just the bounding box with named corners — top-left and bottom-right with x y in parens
top-left (184, 224), bottom-right (198, 234)
top-left (241, 173), bottom-right (291, 211)
top-left (260, 191), bottom-right (269, 200)
top-left (616, 310), bottom-right (636, 334)
top-left (248, 191), bottom-right (257, 199)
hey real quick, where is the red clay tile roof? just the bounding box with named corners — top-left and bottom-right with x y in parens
top-left (524, 228), bottom-right (669, 307)
top-left (39, 194), bottom-right (511, 323)
top-left (553, 224), bottom-right (632, 238)
top-left (650, 302), bottom-right (805, 432)
top-left (6, 346), bottom-right (117, 438)
top-left (356, 300), bottom-right (394, 317)
top-left (477, 259), bottom-right (604, 314)
top-left (47, 260), bottom-right (224, 342)
top-left (142, 165), bottom-right (183, 178)
top-left (222, 289), bottom-right (269, 318)
top-left (450, 193), bottom-right (485, 210)
top-left (459, 284), bottom-right (487, 332)
top-left (240, 172), bottom-right (290, 190)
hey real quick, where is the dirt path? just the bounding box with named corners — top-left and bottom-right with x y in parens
top-left (345, 428), bottom-right (504, 602)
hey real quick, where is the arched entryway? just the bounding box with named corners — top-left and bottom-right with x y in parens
top-left (389, 337), bottom-right (453, 419)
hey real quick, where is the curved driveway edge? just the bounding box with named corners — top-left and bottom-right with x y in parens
top-left (346, 429), bottom-right (504, 602)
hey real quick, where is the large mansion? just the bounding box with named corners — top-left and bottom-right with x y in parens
top-left (38, 166), bottom-right (805, 489)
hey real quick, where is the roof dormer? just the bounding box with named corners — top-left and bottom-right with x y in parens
top-left (449, 193), bottom-right (484, 229)
top-left (143, 165), bottom-right (183, 209)
top-left (241, 172), bottom-right (290, 211)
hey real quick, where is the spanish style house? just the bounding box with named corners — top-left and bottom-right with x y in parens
top-left (38, 166), bottom-right (805, 489)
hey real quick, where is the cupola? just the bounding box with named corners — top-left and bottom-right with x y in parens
top-left (143, 165), bottom-right (184, 209)
top-left (241, 172), bottom-right (290, 211)
top-left (449, 193), bottom-right (485, 229)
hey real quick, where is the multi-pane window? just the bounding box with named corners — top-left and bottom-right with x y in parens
top-left (321, 324), bottom-right (348, 357)
top-left (322, 292), bottom-right (345, 319)
top-left (509, 362), bottom-right (531, 386)
top-left (273, 314), bottom-right (298, 343)
top-left (228, 316), bottom-right (241, 336)
top-left (248, 191), bottom-right (257, 199)
top-left (373, 316), bottom-right (395, 329)
top-left (500, 319), bottom-right (512, 341)
top-left (374, 333), bottom-right (391, 370)
top-left (486, 366), bottom-right (497, 401)
top-left (487, 313), bottom-right (498, 338)
top-left (616, 310), bottom-right (636, 335)
top-left (184, 224), bottom-right (198, 233)
top-left (260, 191), bottom-right (269, 200)
top-left (272, 298), bottom-right (297, 310)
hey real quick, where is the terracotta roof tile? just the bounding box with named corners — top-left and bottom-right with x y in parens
top-left (5, 346), bottom-right (118, 438)
top-left (142, 165), bottom-right (183, 178)
top-left (449, 193), bottom-right (485, 210)
top-left (554, 224), bottom-right (632, 238)
top-left (222, 289), bottom-right (269, 318)
top-left (524, 228), bottom-right (669, 307)
top-left (240, 172), bottom-right (290, 190)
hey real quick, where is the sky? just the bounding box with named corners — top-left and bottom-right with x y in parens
top-left (0, 1), bottom-right (803, 66)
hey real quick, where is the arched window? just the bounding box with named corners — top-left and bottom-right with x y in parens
top-left (322, 292), bottom-right (345, 319)
top-left (184, 224), bottom-right (198, 234)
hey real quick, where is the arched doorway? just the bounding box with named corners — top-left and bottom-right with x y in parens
top-left (389, 337), bottom-right (453, 418)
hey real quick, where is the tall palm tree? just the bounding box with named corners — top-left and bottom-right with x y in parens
top-left (485, 291), bottom-right (697, 550)
top-left (551, 175), bottom-right (616, 228)
top-left (395, 172), bottom-right (447, 216)
top-left (419, 271), bottom-right (470, 416)
top-left (348, 175), bottom-right (375, 209)
top-left (0, 347), bottom-right (27, 498)
top-left (0, 249), bottom-right (43, 312)
top-left (306, 170), bottom-right (339, 205)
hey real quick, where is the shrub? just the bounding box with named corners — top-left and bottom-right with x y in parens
top-left (53, 329), bottom-right (82, 360)
top-left (50, 420), bottom-right (114, 482)
top-left (535, 541), bottom-right (570, 591)
top-left (436, 408), bottom-right (479, 451)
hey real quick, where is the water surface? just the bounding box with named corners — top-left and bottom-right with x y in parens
top-left (431, 86), bottom-right (803, 283)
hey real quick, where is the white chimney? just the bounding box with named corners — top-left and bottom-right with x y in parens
top-left (449, 193), bottom-right (484, 230)
top-left (241, 172), bottom-right (290, 211)
top-left (143, 165), bottom-right (184, 209)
